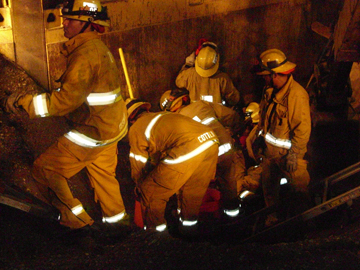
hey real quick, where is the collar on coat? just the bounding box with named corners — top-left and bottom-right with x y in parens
top-left (266, 75), bottom-right (294, 106)
top-left (61, 31), bottom-right (100, 57)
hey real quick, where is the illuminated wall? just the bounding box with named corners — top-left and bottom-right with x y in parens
top-left (0, 1), bottom-right (14, 61)
top-left (9, 0), bottom-right (311, 107)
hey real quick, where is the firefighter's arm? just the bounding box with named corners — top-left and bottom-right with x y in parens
top-left (17, 56), bottom-right (92, 119)
top-left (128, 131), bottom-right (151, 185)
top-left (210, 102), bottom-right (241, 132)
top-left (175, 65), bottom-right (193, 89)
top-left (288, 90), bottom-right (311, 156)
top-left (246, 125), bottom-right (258, 161)
top-left (0, 92), bottom-right (24, 115)
top-left (221, 73), bottom-right (240, 106)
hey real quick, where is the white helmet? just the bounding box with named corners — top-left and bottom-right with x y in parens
top-left (61, 0), bottom-right (110, 27)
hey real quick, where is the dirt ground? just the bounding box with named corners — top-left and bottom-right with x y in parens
top-left (1, 54), bottom-right (360, 270)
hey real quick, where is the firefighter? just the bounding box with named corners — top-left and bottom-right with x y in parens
top-left (1, 0), bottom-right (129, 233)
top-left (175, 40), bottom-right (240, 107)
top-left (159, 89), bottom-right (242, 218)
top-left (126, 98), bottom-right (219, 235)
top-left (252, 49), bottom-right (312, 226)
top-left (236, 102), bottom-right (263, 200)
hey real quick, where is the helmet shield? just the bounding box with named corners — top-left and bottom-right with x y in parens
top-left (61, 0), bottom-right (110, 27)
top-left (256, 49), bottom-right (296, 75)
top-left (245, 102), bottom-right (260, 123)
top-left (160, 89), bottom-right (189, 111)
top-left (195, 42), bottom-right (220, 78)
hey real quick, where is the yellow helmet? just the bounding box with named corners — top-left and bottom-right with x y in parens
top-left (159, 89), bottom-right (189, 111)
top-left (61, 0), bottom-right (110, 27)
top-left (245, 102), bottom-right (260, 123)
top-left (256, 49), bottom-right (296, 75)
top-left (125, 98), bottom-right (151, 120)
top-left (195, 42), bottom-right (220, 77)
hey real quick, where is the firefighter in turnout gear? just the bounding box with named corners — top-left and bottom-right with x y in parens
top-left (1, 0), bottom-right (129, 231)
top-left (253, 49), bottom-right (311, 226)
top-left (236, 102), bottom-right (263, 200)
top-left (175, 40), bottom-right (240, 106)
top-left (160, 89), bottom-right (243, 218)
top-left (126, 98), bottom-right (219, 234)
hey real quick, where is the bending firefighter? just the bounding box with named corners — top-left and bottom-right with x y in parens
top-left (126, 99), bottom-right (219, 235)
top-left (160, 89), bottom-right (243, 218)
top-left (1, 0), bottom-right (129, 231)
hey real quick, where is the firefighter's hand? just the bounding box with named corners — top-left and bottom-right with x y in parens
top-left (286, 150), bottom-right (297, 172)
top-left (185, 51), bottom-right (196, 67)
top-left (0, 93), bottom-right (22, 115)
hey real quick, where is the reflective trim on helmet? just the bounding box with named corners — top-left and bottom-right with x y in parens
top-left (162, 139), bottom-right (217, 165)
top-left (145, 113), bottom-right (165, 140)
top-left (218, 143), bottom-right (232, 156)
top-left (224, 208), bottom-right (240, 217)
top-left (87, 87), bottom-right (122, 106)
top-left (71, 204), bottom-right (84, 216)
top-left (244, 112), bottom-right (252, 118)
top-left (180, 218), bottom-right (198, 227)
top-left (239, 190), bottom-right (254, 199)
top-left (200, 95), bottom-right (213, 102)
top-left (33, 93), bottom-right (49, 117)
top-left (280, 178), bottom-right (288, 185)
top-left (129, 152), bottom-right (148, 163)
top-left (264, 133), bottom-right (291, 149)
top-left (156, 224), bottom-right (167, 232)
top-left (102, 210), bottom-right (126, 223)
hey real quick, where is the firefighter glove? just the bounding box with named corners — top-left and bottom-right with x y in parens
top-left (185, 51), bottom-right (196, 67)
top-left (286, 150), bottom-right (297, 172)
top-left (1, 92), bottom-right (22, 115)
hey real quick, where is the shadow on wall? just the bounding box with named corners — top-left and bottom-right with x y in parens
top-left (308, 120), bottom-right (360, 184)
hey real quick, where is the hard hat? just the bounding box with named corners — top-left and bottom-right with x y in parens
top-left (245, 102), bottom-right (260, 123)
top-left (159, 89), bottom-right (189, 111)
top-left (61, 0), bottom-right (110, 27)
top-left (256, 49), bottom-right (296, 75)
top-left (195, 42), bottom-right (220, 77)
top-left (126, 98), bottom-right (151, 119)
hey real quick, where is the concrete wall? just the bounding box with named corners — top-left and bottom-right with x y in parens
top-left (12, 0), bottom-right (48, 88)
top-left (45, 0), bottom-right (313, 108)
top-left (0, 6), bottom-right (14, 61)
